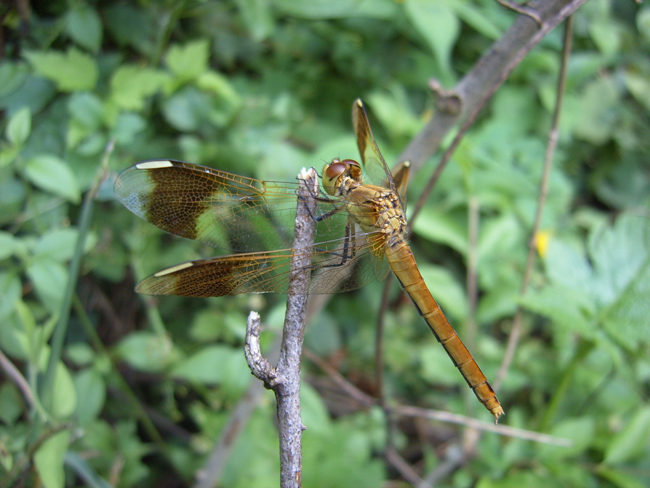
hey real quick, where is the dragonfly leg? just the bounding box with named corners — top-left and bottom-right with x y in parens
top-left (319, 222), bottom-right (357, 269)
top-left (295, 183), bottom-right (344, 225)
top-left (313, 205), bottom-right (343, 223)
top-left (298, 173), bottom-right (337, 204)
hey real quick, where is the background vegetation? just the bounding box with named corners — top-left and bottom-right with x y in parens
top-left (0, 0), bottom-right (649, 487)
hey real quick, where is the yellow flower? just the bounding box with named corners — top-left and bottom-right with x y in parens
top-left (535, 230), bottom-right (552, 257)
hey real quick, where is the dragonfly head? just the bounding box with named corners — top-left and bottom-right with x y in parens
top-left (322, 159), bottom-right (362, 196)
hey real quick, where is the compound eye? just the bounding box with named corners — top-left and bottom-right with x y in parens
top-left (341, 159), bottom-right (360, 168)
top-left (325, 160), bottom-right (347, 179)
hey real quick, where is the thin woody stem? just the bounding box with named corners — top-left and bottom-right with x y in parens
top-left (275, 168), bottom-right (319, 488)
top-left (242, 168), bottom-right (318, 488)
top-left (398, 0), bottom-right (587, 177)
top-left (494, 16), bottom-right (573, 390)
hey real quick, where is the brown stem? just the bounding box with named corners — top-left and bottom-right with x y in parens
top-left (465, 196), bottom-right (480, 357)
top-left (0, 348), bottom-right (39, 415)
top-left (385, 446), bottom-right (426, 487)
top-left (375, 274), bottom-right (392, 407)
top-left (242, 168), bottom-right (318, 488)
top-left (197, 325), bottom-right (281, 488)
top-left (395, 405), bottom-right (572, 446)
top-left (303, 348), bottom-right (376, 407)
top-left (398, 0), bottom-right (587, 178)
top-left (275, 168), bottom-right (319, 487)
top-left (402, 6), bottom-right (578, 480)
top-left (494, 16), bottom-right (573, 391)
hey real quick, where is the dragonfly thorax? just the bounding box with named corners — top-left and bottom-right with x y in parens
top-left (372, 191), bottom-right (408, 245)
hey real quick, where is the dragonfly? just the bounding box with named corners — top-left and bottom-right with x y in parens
top-left (114, 99), bottom-right (504, 422)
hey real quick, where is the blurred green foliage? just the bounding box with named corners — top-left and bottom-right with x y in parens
top-left (0, 0), bottom-right (649, 487)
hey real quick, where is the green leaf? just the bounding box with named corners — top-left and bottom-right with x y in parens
top-left (24, 155), bottom-right (81, 203)
top-left (597, 465), bottom-right (647, 488)
top-left (476, 283), bottom-right (519, 324)
top-left (273, 0), bottom-right (364, 18)
top-left (304, 312), bottom-right (341, 356)
top-left (419, 342), bottom-right (462, 386)
top-left (66, 4), bottom-right (103, 52)
top-left (366, 88), bottom-right (421, 140)
top-left (603, 260), bottom-right (650, 350)
top-left (26, 259), bottom-right (68, 312)
top-left (589, 19), bottom-right (621, 58)
top-left (165, 40), bottom-right (210, 82)
top-left (0, 448), bottom-right (11, 475)
top-left (544, 239), bottom-right (593, 294)
top-left (73, 132), bottom-right (107, 156)
top-left (301, 383), bottom-right (332, 434)
top-left (110, 65), bottom-right (170, 110)
top-left (521, 284), bottom-right (594, 337)
top-left (604, 406), bottom-right (650, 464)
top-left (6, 106), bottom-right (31, 146)
top-left (590, 158), bottom-right (649, 211)
top-left (51, 361), bottom-right (77, 419)
top-left (0, 232), bottom-right (18, 260)
top-left (66, 343), bottom-right (97, 367)
top-left (114, 422), bottom-right (151, 485)
top-left (537, 416), bottom-right (595, 460)
top-left (115, 331), bottom-right (175, 373)
top-left (104, 4), bottom-right (155, 56)
top-left (34, 228), bottom-right (80, 261)
top-left (412, 208), bottom-right (468, 255)
top-left (196, 71), bottom-right (242, 112)
top-left (67, 92), bottom-right (105, 129)
top-left (235, 0), bottom-right (275, 41)
top-left (162, 87), bottom-right (211, 131)
top-left (0, 146), bottom-right (21, 168)
top-left (0, 61), bottom-right (29, 98)
top-left (0, 75), bottom-right (57, 115)
top-left (24, 48), bottom-right (98, 92)
top-left (0, 272), bottom-right (21, 325)
top-left (404, 0), bottom-right (459, 77)
top-left (3, 300), bottom-right (32, 360)
top-left (418, 263), bottom-right (467, 322)
top-left (171, 345), bottom-right (247, 385)
top-left (74, 369), bottom-right (106, 425)
top-left (623, 72), bottom-right (650, 112)
top-left (189, 309), bottom-right (247, 343)
top-left (302, 418), bottom-right (385, 488)
top-left (478, 214), bottom-right (522, 262)
top-left (0, 147), bottom-right (20, 168)
top-left (110, 112), bottom-right (146, 146)
top-left (0, 383), bottom-right (24, 425)
top-left (573, 76), bottom-right (620, 144)
top-left (476, 470), bottom-right (559, 488)
top-left (452, 2), bottom-right (501, 40)
top-left (638, 7), bottom-right (650, 41)
top-left (64, 452), bottom-right (113, 488)
top-left (588, 214), bottom-right (650, 349)
top-left (34, 430), bottom-right (70, 488)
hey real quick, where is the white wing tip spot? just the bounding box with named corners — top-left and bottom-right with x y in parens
top-left (136, 160), bottom-right (174, 170)
top-left (154, 261), bottom-right (194, 277)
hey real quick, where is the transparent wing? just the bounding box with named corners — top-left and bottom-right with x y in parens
top-left (352, 99), bottom-right (410, 205)
top-left (136, 230), bottom-right (390, 296)
top-left (114, 159), bottom-right (354, 254)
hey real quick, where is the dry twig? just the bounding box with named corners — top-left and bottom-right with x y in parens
top-left (243, 168), bottom-right (319, 488)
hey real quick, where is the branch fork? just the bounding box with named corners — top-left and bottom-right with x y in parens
top-left (243, 167), bottom-right (319, 488)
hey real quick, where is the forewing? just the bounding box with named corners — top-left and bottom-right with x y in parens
top-left (114, 160), bottom-right (349, 253)
top-left (352, 100), bottom-right (397, 191)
